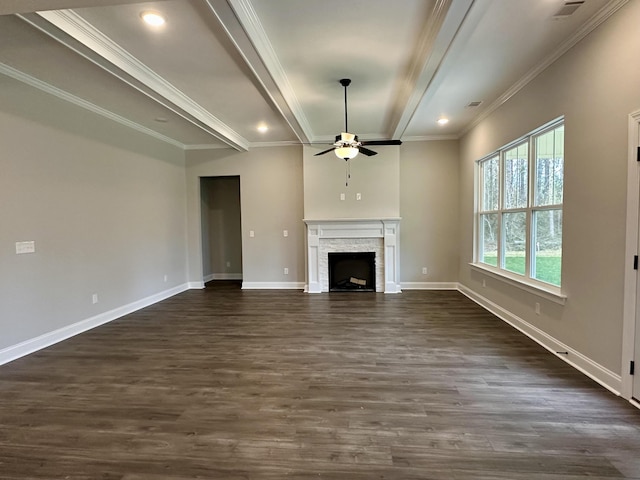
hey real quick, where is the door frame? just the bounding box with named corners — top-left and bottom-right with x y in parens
top-left (622, 108), bottom-right (640, 402)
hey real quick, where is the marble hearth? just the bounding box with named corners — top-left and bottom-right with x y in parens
top-left (303, 218), bottom-right (401, 293)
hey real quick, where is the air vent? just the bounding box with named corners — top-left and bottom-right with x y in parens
top-left (554, 1), bottom-right (584, 17)
top-left (466, 101), bottom-right (482, 108)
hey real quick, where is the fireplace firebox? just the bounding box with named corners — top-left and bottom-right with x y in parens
top-left (328, 252), bottom-right (376, 292)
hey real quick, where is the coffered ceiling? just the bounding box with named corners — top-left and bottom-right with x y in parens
top-left (0, 0), bottom-right (627, 151)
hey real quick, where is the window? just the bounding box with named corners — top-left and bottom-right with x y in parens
top-left (476, 120), bottom-right (564, 289)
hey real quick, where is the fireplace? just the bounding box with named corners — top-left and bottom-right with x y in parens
top-left (329, 252), bottom-right (376, 292)
top-left (303, 218), bottom-right (401, 294)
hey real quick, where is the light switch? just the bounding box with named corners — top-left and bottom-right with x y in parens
top-left (356, 193), bottom-right (362, 200)
top-left (16, 241), bottom-right (35, 254)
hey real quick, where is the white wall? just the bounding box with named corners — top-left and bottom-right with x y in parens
top-left (0, 76), bottom-right (188, 356)
top-left (459, 1), bottom-right (640, 386)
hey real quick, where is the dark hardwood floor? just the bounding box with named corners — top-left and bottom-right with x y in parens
top-left (1, 285), bottom-right (639, 479)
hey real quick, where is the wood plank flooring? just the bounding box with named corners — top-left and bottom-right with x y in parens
top-left (1, 284), bottom-right (639, 479)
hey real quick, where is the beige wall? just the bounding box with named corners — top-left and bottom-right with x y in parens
top-left (0, 78), bottom-right (188, 351)
top-left (186, 146), bottom-right (306, 285)
top-left (459, 1), bottom-right (640, 375)
top-left (303, 145), bottom-right (400, 219)
top-left (400, 140), bottom-right (460, 284)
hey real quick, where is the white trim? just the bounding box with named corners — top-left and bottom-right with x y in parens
top-left (0, 62), bottom-right (185, 149)
top-left (33, 10), bottom-right (249, 151)
top-left (188, 281), bottom-right (205, 289)
top-left (242, 282), bottom-right (305, 290)
top-left (458, 284), bottom-right (622, 396)
top-left (462, 0), bottom-right (629, 137)
top-left (401, 282), bottom-right (458, 290)
top-left (470, 263), bottom-right (566, 304)
top-left (622, 108), bottom-right (640, 399)
top-left (0, 284), bottom-right (189, 367)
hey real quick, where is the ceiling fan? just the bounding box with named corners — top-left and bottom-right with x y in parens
top-left (314, 78), bottom-right (402, 161)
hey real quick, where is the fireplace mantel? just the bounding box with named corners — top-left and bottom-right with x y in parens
top-left (303, 218), bottom-right (401, 294)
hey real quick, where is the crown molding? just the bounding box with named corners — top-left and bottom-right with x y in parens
top-left (224, 0), bottom-right (314, 142)
top-left (0, 62), bottom-right (185, 149)
top-left (33, 9), bottom-right (249, 151)
top-left (461, 0), bottom-right (629, 137)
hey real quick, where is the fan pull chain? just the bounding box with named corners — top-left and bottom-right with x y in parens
top-left (345, 159), bottom-right (351, 186)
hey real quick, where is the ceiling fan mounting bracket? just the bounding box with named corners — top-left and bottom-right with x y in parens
top-left (339, 78), bottom-right (351, 87)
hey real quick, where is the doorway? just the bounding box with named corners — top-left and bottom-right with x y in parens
top-left (200, 176), bottom-right (242, 285)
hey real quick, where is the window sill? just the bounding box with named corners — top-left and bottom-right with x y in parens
top-left (469, 263), bottom-right (567, 305)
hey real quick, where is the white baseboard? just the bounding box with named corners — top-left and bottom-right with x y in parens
top-left (458, 283), bottom-right (622, 395)
top-left (401, 282), bottom-right (459, 290)
top-left (0, 283), bottom-right (190, 367)
top-left (204, 273), bottom-right (243, 282)
top-left (188, 281), bottom-right (205, 289)
top-left (242, 282), bottom-right (305, 290)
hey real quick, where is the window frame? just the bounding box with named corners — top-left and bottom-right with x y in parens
top-left (473, 118), bottom-right (566, 303)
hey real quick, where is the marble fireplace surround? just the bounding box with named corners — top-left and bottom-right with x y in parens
top-left (303, 218), bottom-right (401, 294)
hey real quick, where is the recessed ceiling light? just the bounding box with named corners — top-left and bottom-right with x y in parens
top-left (141, 11), bottom-right (165, 27)
top-left (257, 124), bottom-right (268, 133)
top-left (437, 118), bottom-right (449, 125)
top-left (154, 117), bottom-right (168, 123)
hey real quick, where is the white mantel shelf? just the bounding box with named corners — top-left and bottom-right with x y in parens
top-left (303, 218), bottom-right (401, 294)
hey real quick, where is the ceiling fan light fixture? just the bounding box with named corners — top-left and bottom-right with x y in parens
top-left (335, 146), bottom-right (359, 160)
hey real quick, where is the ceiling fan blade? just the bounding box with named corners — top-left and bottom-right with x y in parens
top-left (314, 147), bottom-right (336, 156)
top-left (358, 146), bottom-right (378, 156)
top-left (361, 139), bottom-right (402, 146)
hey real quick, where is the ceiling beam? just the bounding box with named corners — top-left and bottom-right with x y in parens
top-left (387, 0), bottom-right (474, 140)
top-left (206, 0), bottom-right (313, 144)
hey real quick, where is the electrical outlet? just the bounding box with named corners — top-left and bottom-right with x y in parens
top-left (284, 267), bottom-right (289, 275)
top-left (535, 302), bottom-right (541, 315)
top-left (164, 274), bottom-right (168, 282)
top-left (226, 261), bottom-right (231, 268)
top-left (356, 193), bottom-right (362, 200)
top-left (283, 230), bottom-right (288, 237)
top-left (249, 230), bottom-right (255, 238)
top-left (422, 267), bottom-right (428, 275)
top-left (482, 279), bottom-right (486, 288)
top-left (92, 293), bottom-right (98, 304)
top-left (340, 193), bottom-right (345, 201)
